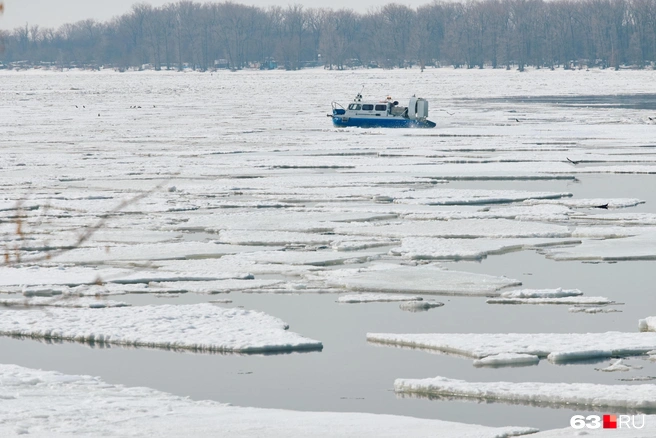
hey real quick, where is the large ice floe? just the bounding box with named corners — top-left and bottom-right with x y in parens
top-left (486, 288), bottom-right (614, 305)
top-left (544, 230), bottom-right (656, 261)
top-left (0, 364), bottom-right (537, 438)
top-left (390, 238), bottom-right (580, 260)
top-left (367, 332), bottom-right (656, 363)
top-left (321, 263), bottom-right (520, 296)
top-left (0, 296), bottom-right (130, 308)
top-left (0, 304), bottom-right (322, 353)
top-left (394, 376), bottom-right (656, 411)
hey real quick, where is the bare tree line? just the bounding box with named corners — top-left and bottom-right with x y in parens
top-left (1, 0), bottom-right (656, 70)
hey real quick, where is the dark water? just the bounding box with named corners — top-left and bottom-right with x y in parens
top-left (2, 174), bottom-right (656, 431)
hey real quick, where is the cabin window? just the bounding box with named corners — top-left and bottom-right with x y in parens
top-left (375, 104), bottom-right (387, 111)
top-left (348, 103), bottom-right (361, 110)
top-left (362, 104), bottom-right (374, 111)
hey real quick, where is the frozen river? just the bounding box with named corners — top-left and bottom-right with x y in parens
top-left (1, 67), bottom-right (656, 434)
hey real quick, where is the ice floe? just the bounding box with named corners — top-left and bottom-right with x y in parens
top-left (544, 230), bottom-right (656, 261)
top-left (144, 279), bottom-right (283, 294)
top-left (0, 364), bottom-right (537, 438)
top-left (390, 238), bottom-right (580, 260)
top-left (473, 353), bottom-right (540, 367)
top-left (639, 317), bottom-right (656, 332)
top-left (487, 296), bottom-right (614, 305)
top-left (0, 296), bottom-right (130, 308)
top-left (498, 288), bottom-right (583, 298)
top-left (394, 376), bottom-right (656, 410)
top-left (51, 242), bottom-right (268, 263)
top-left (0, 303), bottom-right (322, 353)
top-left (336, 219), bottom-right (572, 239)
top-left (337, 293), bottom-right (423, 303)
top-left (569, 306), bottom-right (622, 314)
top-left (595, 359), bottom-right (643, 372)
top-left (399, 301), bottom-right (445, 312)
top-left (367, 332), bottom-right (656, 363)
top-left (322, 264), bottom-right (520, 296)
top-left (524, 197), bottom-right (645, 209)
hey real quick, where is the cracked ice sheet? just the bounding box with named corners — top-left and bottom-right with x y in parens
top-left (390, 237), bottom-right (580, 260)
top-left (0, 365), bottom-right (537, 438)
top-left (394, 377), bottom-right (656, 410)
top-left (366, 332), bottom-right (656, 363)
top-left (321, 264), bottom-right (520, 296)
top-left (0, 303), bottom-right (321, 354)
top-left (335, 219), bottom-right (572, 239)
top-left (544, 229), bottom-right (656, 261)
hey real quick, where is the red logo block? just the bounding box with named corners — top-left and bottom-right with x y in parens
top-left (603, 415), bottom-right (617, 429)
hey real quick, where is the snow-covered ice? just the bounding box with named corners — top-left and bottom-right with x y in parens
top-left (4, 67), bottom-right (656, 433)
top-left (336, 293), bottom-right (423, 303)
top-left (323, 264), bottom-right (520, 296)
top-left (0, 303), bottom-right (322, 353)
top-left (639, 317), bottom-right (656, 332)
top-left (499, 288), bottom-right (583, 299)
top-left (0, 364), bottom-right (538, 438)
top-left (569, 306), bottom-right (622, 314)
top-left (0, 296), bottom-right (130, 308)
top-left (473, 353), bottom-right (540, 367)
top-left (595, 359), bottom-right (643, 372)
top-left (367, 332), bottom-right (656, 363)
top-left (394, 376), bottom-right (656, 410)
top-left (399, 301), bottom-right (445, 312)
top-left (487, 296), bottom-right (614, 305)
top-left (389, 238), bottom-right (579, 260)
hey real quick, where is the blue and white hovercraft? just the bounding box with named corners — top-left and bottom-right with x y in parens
top-left (330, 92), bottom-right (436, 128)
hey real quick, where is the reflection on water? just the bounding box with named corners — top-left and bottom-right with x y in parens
top-left (395, 392), bottom-right (656, 415)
